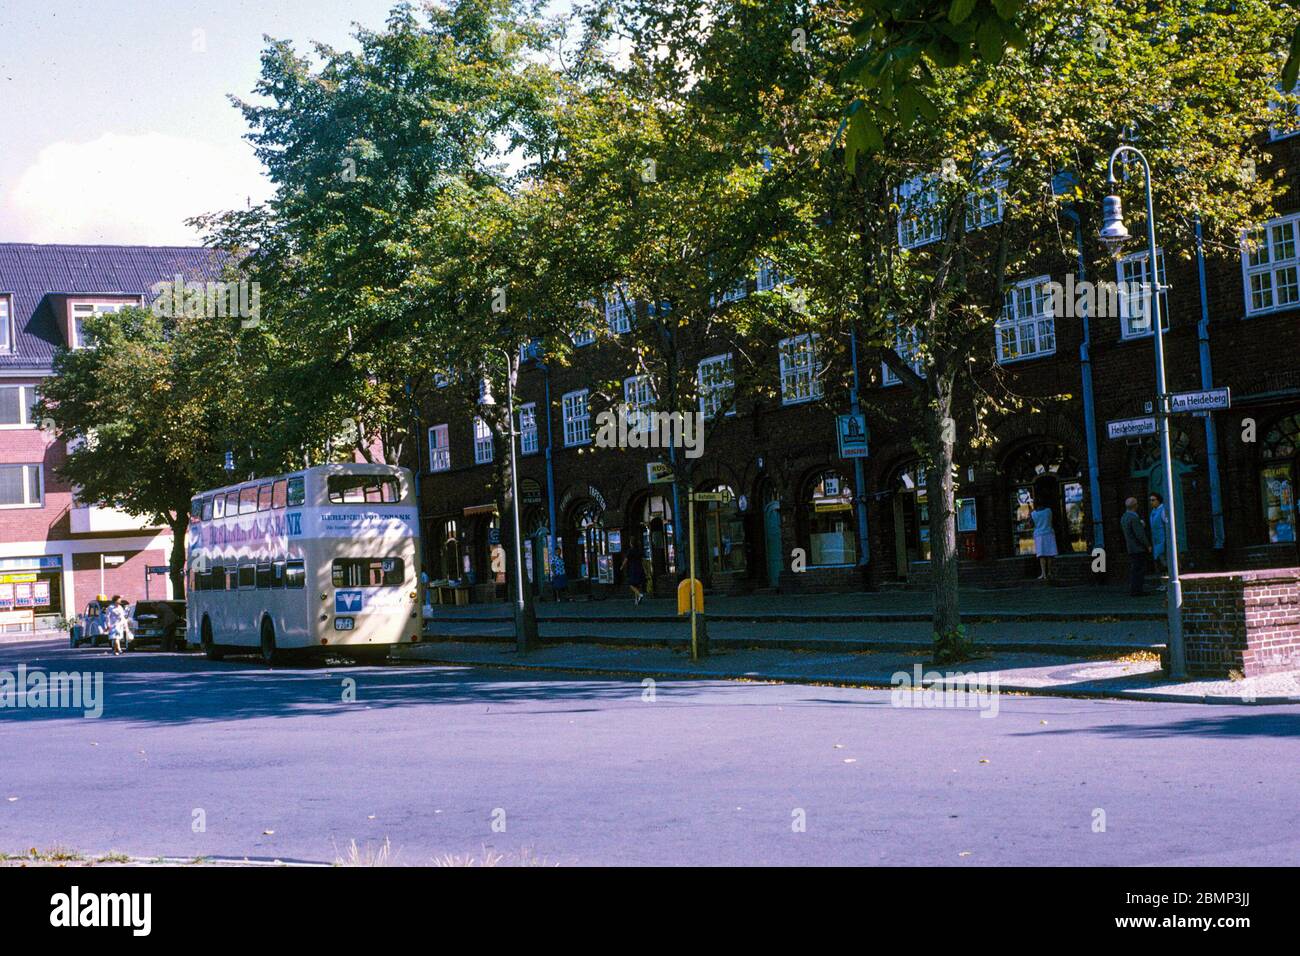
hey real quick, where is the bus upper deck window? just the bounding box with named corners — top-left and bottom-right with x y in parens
top-left (239, 486), bottom-right (258, 515)
top-left (285, 560), bottom-right (306, 589)
top-left (190, 498), bottom-right (202, 520)
top-left (257, 484), bottom-right (273, 512)
top-left (213, 495), bottom-right (225, 519)
top-left (287, 477), bottom-right (305, 507)
top-left (201, 497), bottom-right (214, 521)
top-left (272, 479), bottom-right (287, 509)
top-left (327, 475), bottom-right (399, 504)
top-left (226, 491), bottom-right (240, 516)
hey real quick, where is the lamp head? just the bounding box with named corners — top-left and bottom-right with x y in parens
top-left (1099, 193), bottom-right (1131, 257)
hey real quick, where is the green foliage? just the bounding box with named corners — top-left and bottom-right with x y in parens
top-left (932, 622), bottom-right (975, 664)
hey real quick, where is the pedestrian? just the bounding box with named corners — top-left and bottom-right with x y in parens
top-left (1030, 497), bottom-right (1058, 582)
top-left (1148, 492), bottom-right (1170, 587)
top-left (621, 539), bottom-right (647, 606)
top-left (1121, 497), bottom-right (1152, 597)
top-left (106, 594), bottom-right (128, 655)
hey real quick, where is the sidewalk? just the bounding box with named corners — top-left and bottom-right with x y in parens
top-left (424, 583), bottom-right (1164, 623)
top-left (394, 641), bottom-right (1300, 705)
top-left (422, 584), bottom-right (1167, 656)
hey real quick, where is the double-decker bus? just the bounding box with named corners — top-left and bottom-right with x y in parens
top-left (185, 463), bottom-right (422, 662)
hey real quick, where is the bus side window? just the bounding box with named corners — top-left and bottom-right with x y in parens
top-left (285, 560), bottom-right (306, 589)
top-left (272, 479), bottom-right (287, 509)
top-left (256, 563), bottom-right (273, 588)
top-left (213, 495), bottom-right (225, 519)
top-left (209, 565), bottom-right (223, 591)
top-left (190, 497), bottom-right (203, 520)
top-left (272, 561), bottom-right (286, 588)
top-left (238, 564), bottom-right (255, 589)
top-left (257, 484), bottom-right (273, 512)
top-left (226, 491), bottom-right (240, 516)
top-left (202, 496), bottom-right (214, 521)
top-left (287, 477), bottom-right (305, 507)
top-left (227, 567), bottom-right (239, 591)
top-left (240, 486), bottom-right (258, 515)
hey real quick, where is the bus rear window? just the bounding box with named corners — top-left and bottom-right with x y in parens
top-left (327, 475), bottom-right (399, 504)
top-left (332, 557), bottom-right (405, 588)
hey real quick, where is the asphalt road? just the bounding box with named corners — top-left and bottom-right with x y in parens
top-left (1, 641), bottom-right (1296, 866)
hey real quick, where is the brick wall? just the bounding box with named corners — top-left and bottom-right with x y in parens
top-left (1182, 568), bottom-right (1300, 677)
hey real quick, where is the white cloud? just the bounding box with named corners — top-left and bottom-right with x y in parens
top-left (6, 132), bottom-right (271, 245)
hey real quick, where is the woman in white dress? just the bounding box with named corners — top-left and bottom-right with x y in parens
top-left (1030, 499), bottom-right (1058, 581)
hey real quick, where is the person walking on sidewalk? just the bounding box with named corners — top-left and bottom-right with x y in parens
top-left (1121, 497), bottom-right (1152, 597)
top-left (1148, 492), bottom-right (1170, 590)
top-left (1030, 497), bottom-right (1058, 582)
top-left (621, 538), bottom-right (647, 606)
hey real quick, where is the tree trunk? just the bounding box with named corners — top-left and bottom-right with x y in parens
top-left (925, 388), bottom-right (960, 639)
top-left (168, 514), bottom-right (188, 599)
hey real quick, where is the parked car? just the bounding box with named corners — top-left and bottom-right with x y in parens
top-left (130, 600), bottom-right (187, 651)
top-left (71, 599), bottom-right (110, 648)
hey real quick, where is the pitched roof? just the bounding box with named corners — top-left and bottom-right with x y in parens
top-left (0, 243), bottom-right (223, 372)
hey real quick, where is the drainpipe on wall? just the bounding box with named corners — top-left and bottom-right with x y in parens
top-left (1063, 206), bottom-right (1106, 555)
top-left (403, 378), bottom-right (426, 572)
top-left (542, 361), bottom-right (561, 597)
top-left (1194, 215), bottom-right (1226, 550)
top-left (848, 325), bottom-right (871, 572)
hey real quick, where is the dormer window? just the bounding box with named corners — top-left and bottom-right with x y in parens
top-left (70, 301), bottom-right (128, 349)
top-left (0, 295), bottom-right (12, 352)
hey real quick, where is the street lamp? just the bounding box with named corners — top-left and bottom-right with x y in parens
top-left (1100, 146), bottom-right (1185, 679)
top-left (481, 350), bottom-right (536, 652)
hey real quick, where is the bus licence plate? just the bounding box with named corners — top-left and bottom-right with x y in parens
top-left (334, 617), bottom-right (355, 631)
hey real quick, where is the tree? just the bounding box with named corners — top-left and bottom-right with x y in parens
top-left (35, 306), bottom-right (262, 598)
top-left (834, 0), bottom-right (1292, 644)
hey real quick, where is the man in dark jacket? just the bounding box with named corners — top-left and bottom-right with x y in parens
top-left (1120, 497), bottom-right (1152, 597)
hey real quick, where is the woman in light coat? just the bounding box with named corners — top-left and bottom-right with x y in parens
top-left (1030, 498), bottom-right (1059, 582)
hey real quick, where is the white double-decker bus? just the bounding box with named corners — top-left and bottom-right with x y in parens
top-left (185, 463), bottom-right (422, 662)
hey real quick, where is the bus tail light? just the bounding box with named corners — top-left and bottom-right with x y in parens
top-left (320, 638), bottom-right (329, 645)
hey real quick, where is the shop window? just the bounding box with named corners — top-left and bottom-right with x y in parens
top-left (1261, 414), bottom-right (1299, 543)
top-left (1005, 442), bottom-right (1087, 555)
top-left (805, 470), bottom-right (856, 566)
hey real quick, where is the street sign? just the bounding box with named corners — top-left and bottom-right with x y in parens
top-left (146, 566), bottom-right (169, 575)
top-left (644, 460), bottom-right (676, 481)
top-left (1107, 416), bottom-right (1157, 440)
top-left (836, 413), bottom-right (869, 459)
top-left (1167, 387), bottom-right (1230, 414)
top-left (692, 491), bottom-right (731, 503)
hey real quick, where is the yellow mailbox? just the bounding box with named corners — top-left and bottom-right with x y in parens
top-left (676, 578), bottom-right (704, 615)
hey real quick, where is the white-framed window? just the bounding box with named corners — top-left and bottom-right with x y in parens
top-left (756, 258), bottom-right (791, 292)
top-left (0, 295), bottom-right (12, 352)
top-left (473, 416), bottom-right (494, 465)
top-left (965, 151), bottom-right (1009, 230)
top-left (1268, 83), bottom-right (1300, 140)
top-left (571, 301), bottom-right (598, 346)
top-left (897, 175), bottom-right (944, 249)
top-left (779, 333), bottom-right (823, 405)
top-left (70, 302), bottom-right (126, 349)
top-left (519, 402), bottom-right (539, 455)
top-left (562, 389), bottom-right (591, 446)
top-left (0, 384), bottom-right (38, 427)
top-left (882, 322), bottom-right (925, 387)
top-left (1117, 249), bottom-right (1170, 337)
top-left (605, 287), bottom-right (634, 334)
top-left (1242, 214), bottom-right (1300, 317)
top-left (996, 276), bottom-right (1056, 363)
top-left (0, 464), bottom-right (43, 508)
top-left (697, 353), bottom-right (735, 420)
top-left (428, 424), bottom-right (450, 472)
top-left (623, 374), bottom-right (655, 431)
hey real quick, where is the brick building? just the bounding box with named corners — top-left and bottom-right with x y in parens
top-left (0, 243), bottom-right (217, 630)
top-left (410, 141), bottom-right (1300, 602)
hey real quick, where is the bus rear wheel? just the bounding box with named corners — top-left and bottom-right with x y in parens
top-left (260, 618), bottom-right (280, 665)
top-left (201, 618), bottom-right (224, 662)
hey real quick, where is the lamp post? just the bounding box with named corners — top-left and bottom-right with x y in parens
top-left (1099, 146), bottom-right (1185, 679)
top-left (483, 349), bottom-right (537, 652)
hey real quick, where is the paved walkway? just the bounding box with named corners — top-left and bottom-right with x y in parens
top-left (396, 641), bottom-right (1300, 705)
top-left (425, 584), bottom-right (1164, 623)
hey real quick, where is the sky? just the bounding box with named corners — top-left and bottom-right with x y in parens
top-left (0, 0), bottom-right (415, 245)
